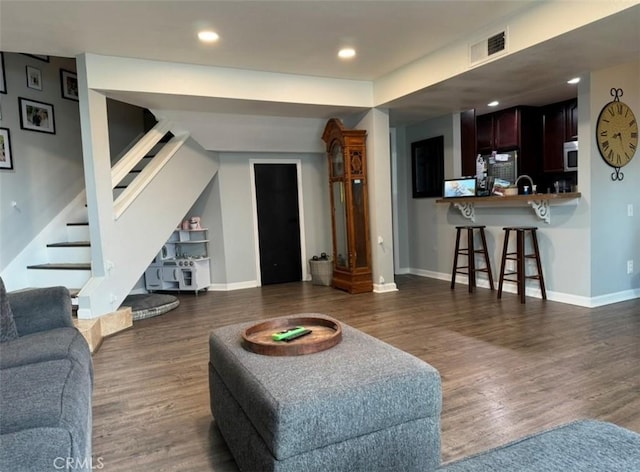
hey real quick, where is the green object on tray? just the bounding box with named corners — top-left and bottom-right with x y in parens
top-left (272, 326), bottom-right (309, 342)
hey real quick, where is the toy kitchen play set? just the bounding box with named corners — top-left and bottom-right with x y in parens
top-left (144, 217), bottom-right (210, 294)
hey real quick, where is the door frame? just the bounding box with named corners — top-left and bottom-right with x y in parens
top-left (249, 159), bottom-right (308, 286)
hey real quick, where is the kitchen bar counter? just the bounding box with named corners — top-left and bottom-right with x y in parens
top-left (435, 192), bottom-right (581, 223)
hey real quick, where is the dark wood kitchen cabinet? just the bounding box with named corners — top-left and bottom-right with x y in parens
top-left (494, 107), bottom-right (520, 149)
top-left (475, 106), bottom-right (541, 176)
top-left (476, 113), bottom-right (494, 153)
top-left (460, 109), bottom-right (477, 176)
top-left (565, 99), bottom-right (578, 141)
top-left (542, 98), bottom-right (577, 172)
top-left (476, 107), bottom-right (539, 153)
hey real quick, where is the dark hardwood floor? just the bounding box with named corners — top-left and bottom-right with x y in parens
top-left (91, 275), bottom-right (640, 471)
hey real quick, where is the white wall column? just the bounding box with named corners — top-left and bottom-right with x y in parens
top-left (358, 108), bottom-right (397, 292)
top-left (76, 53), bottom-right (115, 317)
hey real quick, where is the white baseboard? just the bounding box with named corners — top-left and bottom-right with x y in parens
top-left (373, 282), bottom-right (398, 293)
top-left (209, 280), bottom-right (259, 291)
top-left (406, 269), bottom-right (640, 307)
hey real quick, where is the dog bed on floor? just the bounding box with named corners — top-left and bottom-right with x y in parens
top-left (121, 294), bottom-right (180, 321)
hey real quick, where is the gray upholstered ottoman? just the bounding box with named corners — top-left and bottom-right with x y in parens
top-left (437, 420), bottom-right (640, 471)
top-left (209, 315), bottom-right (442, 472)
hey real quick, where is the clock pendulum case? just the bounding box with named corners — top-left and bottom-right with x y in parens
top-left (322, 118), bottom-right (373, 294)
top-left (595, 87), bottom-right (638, 181)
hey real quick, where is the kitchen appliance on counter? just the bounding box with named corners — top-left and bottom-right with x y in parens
top-left (564, 141), bottom-right (578, 171)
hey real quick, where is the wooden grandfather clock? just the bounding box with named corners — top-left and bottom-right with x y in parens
top-left (322, 118), bottom-right (373, 293)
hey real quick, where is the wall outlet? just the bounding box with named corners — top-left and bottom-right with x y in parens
top-left (628, 204), bottom-right (634, 217)
top-left (627, 260), bottom-right (634, 274)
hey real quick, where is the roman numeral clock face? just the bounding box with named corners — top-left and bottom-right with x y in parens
top-left (596, 99), bottom-right (638, 174)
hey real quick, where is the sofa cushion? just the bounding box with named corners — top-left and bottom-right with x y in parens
top-left (0, 428), bottom-right (75, 472)
top-left (8, 285), bottom-right (73, 335)
top-left (0, 278), bottom-right (18, 342)
top-left (0, 327), bottom-right (91, 374)
top-left (0, 357), bottom-right (93, 463)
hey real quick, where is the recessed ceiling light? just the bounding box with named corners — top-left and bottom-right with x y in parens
top-left (567, 77), bottom-right (580, 85)
top-left (338, 48), bottom-right (356, 59)
top-left (488, 101), bottom-right (499, 107)
top-left (198, 30), bottom-right (219, 43)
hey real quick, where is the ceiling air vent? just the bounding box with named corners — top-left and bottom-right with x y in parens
top-left (469, 29), bottom-right (508, 67)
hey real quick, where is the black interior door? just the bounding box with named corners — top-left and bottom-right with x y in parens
top-left (254, 164), bottom-right (302, 285)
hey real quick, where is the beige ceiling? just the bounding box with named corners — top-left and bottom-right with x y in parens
top-left (1, 1), bottom-right (639, 126)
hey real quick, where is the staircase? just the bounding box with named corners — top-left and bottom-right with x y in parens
top-left (24, 138), bottom-right (167, 299)
top-left (26, 223), bottom-right (91, 291)
top-left (22, 120), bottom-right (219, 321)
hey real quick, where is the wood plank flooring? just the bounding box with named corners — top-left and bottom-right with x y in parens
top-left (91, 275), bottom-right (640, 471)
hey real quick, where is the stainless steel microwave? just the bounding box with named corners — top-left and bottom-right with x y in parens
top-left (563, 140), bottom-right (578, 171)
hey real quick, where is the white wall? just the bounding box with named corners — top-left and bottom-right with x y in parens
top-left (156, 110), bottom-right (328, 154)
top-left (589, 60), bottom-right (640, 298)
top-left (191, 152), bottom-right (330, 289)
top-left (403, 114), bottom-right (458, 275)
top-left (0, 53), bottom-right (83, 272)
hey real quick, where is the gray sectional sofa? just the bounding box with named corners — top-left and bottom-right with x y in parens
top-left (0, 278), bottom-right (93, 472)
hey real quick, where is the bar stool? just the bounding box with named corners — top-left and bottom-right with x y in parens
top-left (451, 225), bottom-right (495, 293)
top-left (497, 227), bottom-right (547, 303)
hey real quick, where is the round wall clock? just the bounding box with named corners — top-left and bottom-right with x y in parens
top-left (595, 87), bottom-right (638, 181)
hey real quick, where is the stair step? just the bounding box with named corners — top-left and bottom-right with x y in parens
top-left (47, 241), bottom-right (90, 248)
top-left (27, 264), bottom-right (92, 288)
top-left (27, 263), bottom-right (91, 270)
top-left (47, 242), bottom-right (92, 264)
top-left (67, 223), bottom-right (90, 241)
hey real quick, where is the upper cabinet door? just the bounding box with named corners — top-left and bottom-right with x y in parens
top-left (565, 99), bottom-right (578, 141)
top-left (494, 108), bottom-right (519, 150)
top-left (476, 114), bottom-right (494, 152)
top-left (542, 103), bottom-right (565, 172)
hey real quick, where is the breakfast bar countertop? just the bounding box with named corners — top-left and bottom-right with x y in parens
top-left (435, 191), bottom-right (581, 204)
top-left (435, 192), bottom-right (582, 223)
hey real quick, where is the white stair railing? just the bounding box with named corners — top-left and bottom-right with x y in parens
top-left (113, 131), bottom-right (190, 219)
top-left (111, 120), bottom-right (173, 190)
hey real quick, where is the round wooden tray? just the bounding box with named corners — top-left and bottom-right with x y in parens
top-left (242, 315), bottom-right (342, 356)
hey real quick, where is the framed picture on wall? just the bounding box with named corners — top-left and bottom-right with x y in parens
top-left (19, 97), bottom-right (56, 134)
top-left (60, 69), bottom-right (79, 101)
top-left (26, 65), bottom-right (43, 91)
top-left (0, 128), bottom-right (13, 170)
top-left (0, 52), bottom-right (6, 94)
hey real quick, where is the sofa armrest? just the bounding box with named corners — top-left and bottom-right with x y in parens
top-left (8, 286), bottom-right (73, 336)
